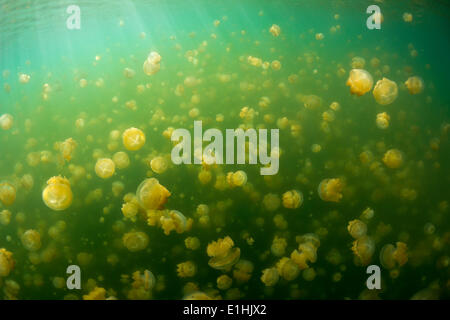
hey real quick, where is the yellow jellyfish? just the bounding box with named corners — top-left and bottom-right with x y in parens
top-left (315, 33), bottom-right (324, 40)
top-left (83, 287), bottom-right (106, 300)
top-left (261, 267), bottom-right (279, 286)
top-left (0, 114), bottom-right (13, 130)
top-left (271, 60), bottom-right (282, 71)
top-left (318, 178), bottom-right (343, 202)
top-left (233, 260), bottom-right (254, 283)
top-left (380, 242), bottom-right (408, 269)
top-left (405, 76), bottom-right (424, 94)
top-left (123, 127), bottom-right (146, 151)
top-left (95, 158), bottom-right (116, 179)
top-left (346, 69), bottom-right (373, 96)
top-left (373, 77), bottom-right (398, 105)
top-left (143, 51), bottom-right (161, 76)
top-left (160, 210), bottom-right (191, 235)
top-left (0, 182), bottom-right (16, 206)
top-left (291, 241), bottom-right (318, 270)
top-left (123, 231), bottom-right (149, 252)
top-left (0, 210), bottom-right (11, 226)
top-left (217, 275), bottom-right (232, 290)
top-left (0, 248), bottom-right (15, 277)
top-left (382, 149), bottom-right (403, 169)
top-left (207, 236), bottom-right (241, 271)
top-left (113, 151), bottom-right (130, 169)
top-left (185, 237), bottom-right (200, 250)
top-left (150, 156), bottom-right (168, 174)
top-left (351, 236), bottom-right (375, 265)
top-left (351, 57), bottom-right (366, 69)
top-left (136, 178), bottom-right (171, 210)
top-left (177, 261), bottom-right (197, 278)
top-left (121, 202), bottom-right (139, 221)
top-left (227, 170), bottom-right (247, 187)
top-left (271, 236), bottom-right (287, 257)
top-left (60, 138), bottom-right (76, 161)
top-left (282, 190), bottom-right (303, 209)
top-left (123, 67), bottom-right (136, 79)
top-left (269, 24), bottom-right (281, 37)
top-left (183, 291), bottom-right (213, 300)
top-left (403, 12), bottom-right (413, 22)
top-left (19, 73), bottom-right (30, 83)
top-left (276, 257), bottom-right (300, 281)
top-left (262, 193), bottom-right (281, 211)
top-left (21, 230), bottom-right (42, 251)
top-left (347, 219), bottom-right (367, 239)
top-left (42, 176), bottom-right (73, 211)
top-left (376, 112), bottom-right (390, 129)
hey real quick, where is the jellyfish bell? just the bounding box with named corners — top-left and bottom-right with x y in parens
top-left (351, 236), bottom-right (375, 265)
top-left (376, 112), bottom-right (390, 129)
top-left (0, 181), bottom-right (16, 206)
top-left (231, 171), bottom-right (247, 187)
top-left (373, 77), bottom-right (398, 105)
top-left (318, 178), bottom-right (343, 202)
top-left (208, 247), bottom-right (241, 271)
top-left (95, 158), bottom-right (116, 179)
top-left (379, 244), bottom-right (396, 269)
top-left (405, 76), bottom-right (424, 94)
top-left (347, 219), bottom-right (367, 239)
top-left (382, 149), bottom-right (404, 169)
top-left (261, 267), bottom-right (279, 286)
top-left (346, 69), bottom-right (373, 96)
top-left (136, 178), bottom-right (171, 210)
top-left (143, 51), bottom-right (161, 76)
top-left (0, 114), bottom-right (14, 130)
top-left (0, 248), bottom-right (15, 277)
top-left (42, 176), bottom-right (73, 211)
top-left (122, 231), bottom-right (149, 252)
top-left (123, 127), bottom-right (146, 151)
top-left (282, 190), bottom-right (303, 209)
top-left (21, 230), bottom-right (42, 251)
top-left (150, 156), bottom-right (168, 174)
top-left (113, 151), bottom-right (130, 169)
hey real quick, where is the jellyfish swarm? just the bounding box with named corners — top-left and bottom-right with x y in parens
top-left (42, 176), bottom-right (73, 211)
top-left (346, 69), bottom-right (373, 96)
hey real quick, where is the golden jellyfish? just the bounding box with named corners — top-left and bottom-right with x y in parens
top-left (185, 237), bottom-right (200, 250)
top-left (95, 158), bottom-right (116, 179)
top-left (42, 176), bottom-right (73, 211)
top-left (269, 24), bottom-right (281, 37)
top-left (143, 51), bottom-right (161, 76)
top-left (121, 202), bottom-right (139, 221)
top-left (79, 78), bottom-right (87, 88)
top-left (217, 275), bottom-right (232, 290)
top-left (318, 178), bottom-right (343, 202)
top-left (405, 76), bottom-right (424, 94)
top-left (347, 219), bottom-right (367, 239)
top-left (207, 236), bottom-right (241, 271)
top-left (282, 190), bottom-right (303, 209)
top-left (262, 193), bottom-right (281, 211)
top-left (83, 287), bottom-right (107, 300)
top-left (380, 242), bottom-right (408, 269)
top-left (315, 32), bottom-right (324, 40)
top-left (227, 170), bottom-right (247, 187)
top-left (123, 127), bottom-right (146, 151)
top-left (291, 241), bottom-right (318, 270)
top-left (0, 248), bottom-right (15, 277)
top-left (0, 210), bottom-right (11, 226)
top-left (271, 60), bottom-right (282, 71)
top-left (373, 77), bottom-right (398, 105)
top-left (60, 138), bottom-right (76, 161)
top-left (261, 267), bottom-right (279, 286)
top-left (123, 231), bottom-right (149, 252)
top-left (177, 261), bottom-right (197, 278)
top-left (376, 112), bottom-right (390, 129)
top-left (382, 149), bottom-right (404, 169)
top-left (21, 229), bottom-right (42, 251)
top-left (346, 69), bottom-right (373, 96)
top-left (0, 113), bottom-right (13, 130)
top-left (403, 12), bottom-right (413, 22)
top-left (20, 173), bottom-right (34, 191)
top-left (233, 260), bottom-right (254, 283)
top-left (19, 73), bottom-right (30, 83)
top-left (183, 291), bottom-right (213, 300)
top-left (276, 257), bottom-right (300, 281)
top-left (271, 236), bottom-right (287, 257)
top-left (351, 56), bottom-right (366, 69)
top-left (123, 67), bottom-right (136, 79)
top-left (150, 156), bottom-right (169, 174)
top-left (136, 178), bottom-right (171, 210)
top-left (0, 182), bottom-right (16, 206)
top-left (351, 236), bottom-right (375, 265)
top-left (160, 210), bottom-right (191, 235)
top-left (112, 151), bottom-right (130, 169)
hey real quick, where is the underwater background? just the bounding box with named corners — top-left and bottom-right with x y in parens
top-left (0, 0), bottom-right (449, 299)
